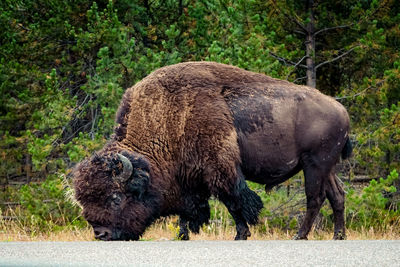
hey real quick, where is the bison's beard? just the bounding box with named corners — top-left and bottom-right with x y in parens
top-left (111, 228), bottom-right (140, 241)
top-left (93, 226), bottom-right (140, 241)
top-left (112, 190), bottom-right (161, 241)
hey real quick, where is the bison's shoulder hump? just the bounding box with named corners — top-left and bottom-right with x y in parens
top-left (136, 62), bottom-right (283, 94)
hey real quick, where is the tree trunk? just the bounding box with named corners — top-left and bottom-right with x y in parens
top-left (305, 0), bottom-right (316, 88)
top-left (179, 0), bottom-right (183, 15)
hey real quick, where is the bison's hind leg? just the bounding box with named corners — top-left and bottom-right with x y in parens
top-left (295, 152), bottom-right (347, 240)
top-left (294, 161), bottom-right (327, 240)
top-left (178, 218), bottom-right (190, 240)
top-left (326, 171), bottom-right (346, 240)
top-left (295, 149), bottom-right (347, 241)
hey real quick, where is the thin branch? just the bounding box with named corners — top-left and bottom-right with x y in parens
top-left (286, 55), bottom-right (308, 80)
top-left (335, 89), bottom-right (367, 100)
top-left (16, 23), bottom-right (30, 32)
top-left (294, 30), bottom-right (306, 36)
top-left (293, 55), bottom-right (308, 69)
top-left (62, 121), bottom-right (93, 143)
top-left (315, 45), bottom-right (359, 70)
top-left (269, 52), bottom-right (307, 68)
top-left (314, 24), bottom-right (353, 37)
top-left (335, 79), bottom-right (387, 100)
top-left (269, 188), bottom-right (303, 215)
top-left (89, 106), bottom-right (98, 140)
top-left (289, 16), bottom-right (308, 33)
top-left (293, 76), bottom-right (307, 83)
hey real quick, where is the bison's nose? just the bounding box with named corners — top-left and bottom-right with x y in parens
top-left (93, 226), bottom-right (112, 241)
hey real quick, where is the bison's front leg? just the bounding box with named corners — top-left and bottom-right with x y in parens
top-left (220, 178), bottom-right (263, 240)
top-left (178, 218), bottom-right (190, 240)
top-left (177, 196), bottom-right (211, 240)
top-left (220, 196), bottom-right (251, 240)
top-left (231, 211), bottom-right (251, 240)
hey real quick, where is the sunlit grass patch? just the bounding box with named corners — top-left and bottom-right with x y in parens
top-left (3, 216), bottom-right (400, 242)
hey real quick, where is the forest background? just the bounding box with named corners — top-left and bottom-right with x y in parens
top-left (0, 0), bottom-right (399, 240)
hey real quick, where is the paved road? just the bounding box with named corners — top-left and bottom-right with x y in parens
top-left (0, 240), bottom-right (399, 266)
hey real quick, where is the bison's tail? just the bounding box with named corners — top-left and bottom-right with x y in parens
top-left (239, 186), bottom-right (263, 225)
top-left (341, 137), bottom-right (353, 160)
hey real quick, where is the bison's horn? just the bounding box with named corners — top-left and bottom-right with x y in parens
top-left (115, 153), bottom-right (133, 183)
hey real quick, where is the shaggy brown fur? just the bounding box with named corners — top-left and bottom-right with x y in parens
top-left (73, 61), bottom-right (351, 241)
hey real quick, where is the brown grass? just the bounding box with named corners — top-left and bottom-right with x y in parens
top-left (2, 216), bottom-right (399, 241)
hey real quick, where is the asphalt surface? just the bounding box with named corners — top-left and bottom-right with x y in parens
top-left (0, 240), bottom-right (399, 266)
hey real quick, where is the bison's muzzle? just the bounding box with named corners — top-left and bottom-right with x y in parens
top-left (93, 226), bottom-right (112, 241)
top-left (93, 225), bottom-right (140, 241)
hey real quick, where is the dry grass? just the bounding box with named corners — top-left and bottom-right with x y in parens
top-left (0, 221), bottom-right (93, 242)
top-left (2, 216), bottom-right (399, 242)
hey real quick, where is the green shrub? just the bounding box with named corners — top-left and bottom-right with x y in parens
top-left (14, 175), bottom-right (85, 230)
top-left (345, 169), bottom-right (399, 231)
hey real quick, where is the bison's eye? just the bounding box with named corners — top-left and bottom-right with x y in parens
top-left (110, 193), bottom-right (122, 210)
top-left (87, 220), bottom-right (100, 228)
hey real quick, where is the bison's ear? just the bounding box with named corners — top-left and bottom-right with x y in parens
top-left (119, 151), bottom-right (150, 199)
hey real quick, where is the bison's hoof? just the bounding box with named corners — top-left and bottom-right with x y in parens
top-left (177, 230), bottom-right (189, 241)
top-left (177, 233), bottom-right (189, 241)
top-left (293, 234), bottom-right (308, 240)
top-left (234, 234), bottom-right (248, 240)
top-left (265, 185), bottom-right (273, 194)
top-left (235, 229), bottom-right (251, 240)
top-left (333, 231), bottom-right (346, 240)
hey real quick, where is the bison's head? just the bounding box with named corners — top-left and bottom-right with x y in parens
top-left (73, 150), bottom-right (160, 241)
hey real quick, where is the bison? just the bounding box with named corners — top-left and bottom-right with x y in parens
top-left (73, 61), bottom-right (352, 241)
